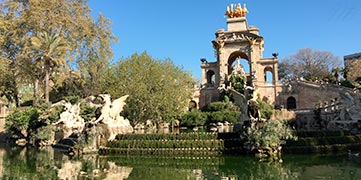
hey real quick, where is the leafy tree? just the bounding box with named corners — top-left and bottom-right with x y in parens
top-left (345, 60), bottom-right (361, 88)
top-left (49, 71), bottom-right (85, 103)
top-left (29, 31), bottom-right (69, 104)
top-left (0, 0), bottom-right (116, 105)
top-left (279, 48), bottom-right (341, 82)
top-left (77, 14), bottom-right (118, 96)
top-left (106, 52), bottom-right (195, 126)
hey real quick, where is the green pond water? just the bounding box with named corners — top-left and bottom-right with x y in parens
top-left (0, 144), bottom-right (360, 180)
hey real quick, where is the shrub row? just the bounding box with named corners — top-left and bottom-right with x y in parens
top-left (283, 143), bottom-right (361, 154)
top-left (99, 147), bottom-right (221, 155)
top-left (107, 139), bottom-right (224, 150)
top-left (285, 135), bottom-right (361, 147)
top-left (295, 130), bottom-right (350, 138)
top-left (116, 132), bottom-right (218, 141)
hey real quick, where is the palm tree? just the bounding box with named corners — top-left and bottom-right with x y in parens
top-left (30, 31), bottom-right (69, 104)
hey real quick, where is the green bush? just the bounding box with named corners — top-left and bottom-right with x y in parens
top-left (244, 119), bottom-right (297, 157)
top-left (203, 102), bottom-right (228, 112)
top-left (180, 110), bottom-right (208, 127)
top-left (229, 75), bottom-right (245, 93)
top-left (35, 125), bottom-right (54, 140)
top-left (181, 102), bottom-right (240, 127)
top-left (203, 102), bottom-right (239, 112)
top-left (80, 106), bottom-right (97, 122)
top-left (63, 96), bottom-right (79, 104)
top-left (5, 108), bottom-right (40, 139)
top-left (207, 110), bottom-right (240, 124)
top-left (257, 99), bottom-right (273, 120)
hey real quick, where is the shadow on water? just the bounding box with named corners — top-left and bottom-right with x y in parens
top-left (0, 143), bottom-right (361, 179)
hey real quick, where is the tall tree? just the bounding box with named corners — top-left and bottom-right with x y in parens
top-left (279, 48), bottom-right (341, 82)
top-left (0, 0), bottom-right (117, 105)
top-left (29, 31), bottom-right (69, 103)
top-left (77, 14), bottom-right (118, 96)
top-left (0, 1), bottom-right (29, 106)
top-left (105, 52), bottom-right (195, 126)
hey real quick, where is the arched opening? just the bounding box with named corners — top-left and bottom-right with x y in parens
top-left (264, 67), bottom-right (274, 85)
top-left (231, 59), bottom-right (248, 76)
top-left (206, 70), bottom-right (215, 87)
top-left (227, 51), bottom-right (249, 74)
top-left (189, 100), bottom-right (197, 111)
top-left (287, 96), bottom-right (297, 110)
top-left (227, 51), bottom-right (250, 85)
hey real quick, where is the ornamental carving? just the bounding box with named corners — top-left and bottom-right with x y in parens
top-left (212, 32), bottom-right (259, 51)
top-left (218, 32), bottom-right (258, 43)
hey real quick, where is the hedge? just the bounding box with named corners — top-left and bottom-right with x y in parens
top-left (107, 139), bottom-right (223, 149)
top-left (102, 132), bottom-right (247, 155)
top-left (295, 130), bottom-right (350, 138)
top-left (116, 132), bottom-right (218, 141)
top-left (285, 135), bottom-right (361, 147)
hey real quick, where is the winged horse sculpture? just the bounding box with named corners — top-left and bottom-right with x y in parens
top-left (93, 94), bottom-right (133, 140)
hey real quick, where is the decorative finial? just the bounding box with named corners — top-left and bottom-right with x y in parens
top-left (225, 3), bottom-right (248, 18)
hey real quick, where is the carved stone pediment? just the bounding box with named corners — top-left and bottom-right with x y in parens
top-left (215, 32), bottom-right (261, 43)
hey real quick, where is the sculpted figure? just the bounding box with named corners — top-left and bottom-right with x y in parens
top-left (225, 3), bottom-right (248, 18)
top-left (53, 101), bottom-right (85, 138)
top-left (93, 94), bottom-right (133, 141)
top-left (328, 91), bottom-right (361, 130)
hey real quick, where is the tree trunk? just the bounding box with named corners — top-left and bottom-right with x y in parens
top-left (45, 59), bottom-right (50, 104)
top-left (14, 93), bottom-right (20, 108)
top-left (33, 78), bottom-right (39, 106)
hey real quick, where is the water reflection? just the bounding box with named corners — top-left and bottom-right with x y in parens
top-left (0, 144), bottom-right (360, 179)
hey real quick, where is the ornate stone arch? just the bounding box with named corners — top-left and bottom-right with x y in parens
top-left (227, 51), bottom-right (249, 75)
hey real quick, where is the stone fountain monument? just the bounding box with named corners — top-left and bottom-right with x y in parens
top-left (52, 94), bottom-right (133, 155)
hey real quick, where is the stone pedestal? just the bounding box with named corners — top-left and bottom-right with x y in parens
top-left (227, 17), bottom-right (248, 32)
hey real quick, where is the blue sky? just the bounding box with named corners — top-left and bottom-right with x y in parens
top-left (88, 0), bottom-right (361, 80)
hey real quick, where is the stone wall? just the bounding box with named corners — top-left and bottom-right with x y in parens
top-left (277, 81), bottom-right (344, 110)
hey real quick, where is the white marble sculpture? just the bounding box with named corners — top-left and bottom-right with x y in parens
top-left (325, 91), bottom-right (361, 131)
top-left (52, 101), bottom-right (85, 138)
top-left (93, 94), bottom-right (133, 141)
